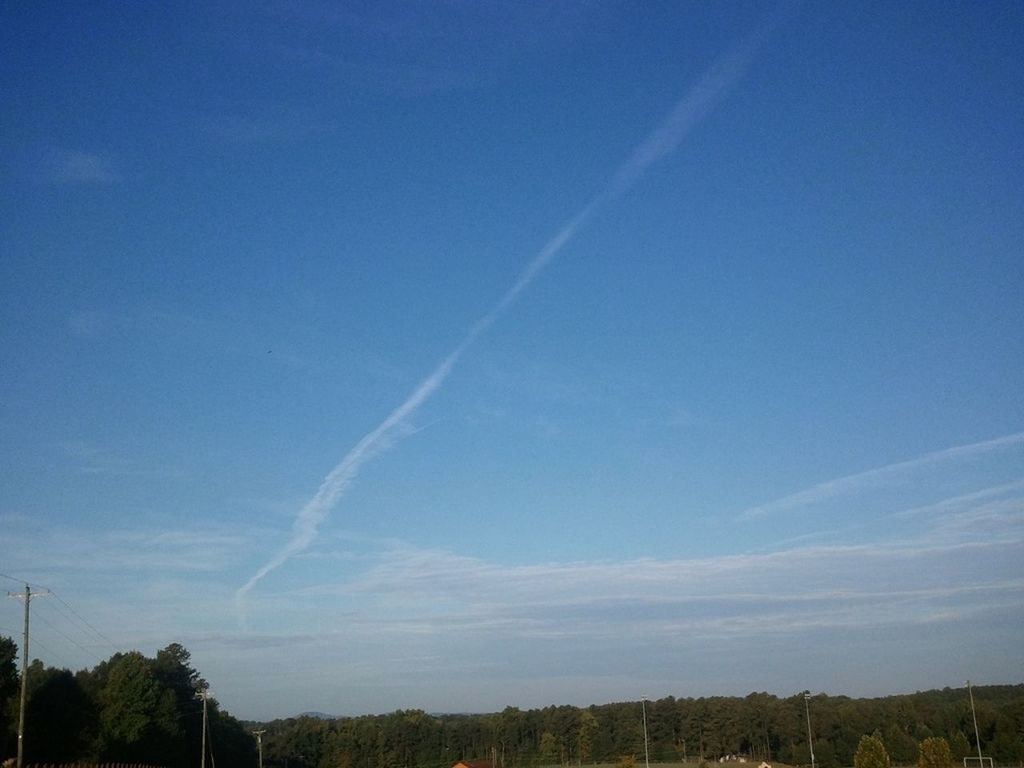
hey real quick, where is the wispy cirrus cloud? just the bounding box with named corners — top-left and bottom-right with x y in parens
top-left (67, 310), bottom-right (113, 340)
top-left (11, 482), bottom-right (1019, 717)
top-left (55, 439), bottom-right (184, 480)
top-left (889, 478), bottom-right (1024, 521)
top-left (207, 510), bottom-right (1023, 718)
top-left (200, 106), bottom-right (333, 144)
top-left (738, 431), bottom-right (1024, 520)
top-left (0, 520), bottom-right (254, 577)
top-left (254, 480), bottom-right (1023, 646)
top-left (270, 3), bottom-right (612, 96)
top-left (41, 148), bottom-right (119, 185)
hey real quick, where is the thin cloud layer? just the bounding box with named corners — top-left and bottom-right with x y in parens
top-left (233, 478), bottom-right (1023, 642)
top-left (212, 484), bottom-right (1022, 715)
top-left (7, 476), bottom-right (1020, 716)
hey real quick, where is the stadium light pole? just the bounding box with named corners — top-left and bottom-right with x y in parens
top-left (642, 695), bottom-right (651, 768)
top-left (254, 729), bottom-right (266, 768)
top-left (966, 681), bottom-right (984, 766)
top-left (803, 691), bottom-right (816, 768)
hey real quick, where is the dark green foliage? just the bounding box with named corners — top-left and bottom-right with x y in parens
top-left (24, 661), bottom-right (95, 762)
top-left (253, 686), bottom-right (1024, 768)
top-left (1, 634), bottom-right (1021, 768)
top-left (212, 705), bottom-right (262, 768)
top-left (152, 642), bottom-right (206, 768)
top-left (0, 638), bottom-right (254, 768)
top-left (97, 651), bottom-right (181, 759)
top-left (885, 723), bottom-right (920, 765)
top-left (0, 636), bottom-right (18, 757)
top-left (950, 731), bottom-right (971, 761)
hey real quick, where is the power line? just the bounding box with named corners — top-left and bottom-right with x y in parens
top-left (2, 578), bottom-right (103, 668)
top-left (30, 606), bottom-right (105, 665)
top-left (0, 572), bottom-right (28, 585)
top-left (48, 590), bottom-right (121, 652)
top-left (38, 596), bottom-right (120, 656)
top-left (15, 632), bottom-right (73, 669)
top-left (0, 571), bottom-right (122, 656)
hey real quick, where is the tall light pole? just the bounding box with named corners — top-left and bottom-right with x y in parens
top-left (641, 695), bottom-right (651, 768)
top-left (803, 692), bottom-right (815, 768)
top-left (966, 681), bottom-right (984, 765)
top-left (253, 729), bottom-right (266, 768)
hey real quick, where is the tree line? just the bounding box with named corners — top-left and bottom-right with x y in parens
top-left (1, 635), bottom-right (1020, 768)
top-left (254, 686), bottom-right (1024, 768)
top-left (0, 637), bottom-right (255, 768)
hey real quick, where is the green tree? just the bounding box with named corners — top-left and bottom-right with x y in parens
top-left (886, 723), bottom-right (920, 764)
top-left (0, 636), bottom-right (18, 756)
top-left (208, 704), bottom-right (259, 768)
top-left (918, 737), bottom-right (953, 768)
top-left (24, 662), bottom-right (95, 762)
top-left (539, 731), bottom-right (561, 765)
top-left (96, 651), bottom-right (179, 760)
top-left (578, 710), bottom-right (599, 765)
top-left (991, 708), bottom-right (1024, 765)
top-left (949, 731), bottom-right (970, 761)
top-left (855, 735), bottom-right (891, 768)
top-left (152, 643), bottom-right (205, 768)
top-left (500, 706), bottom-right (526, 768)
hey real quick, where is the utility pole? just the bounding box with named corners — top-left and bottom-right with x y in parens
top-left (7, 583), bottom-right (49, 768)
top-left (253, 729), bottom-right (266, 768)
top-left (197, 687), bottom-right (211, 768)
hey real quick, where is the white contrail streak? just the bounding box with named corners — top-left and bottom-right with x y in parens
top-left (237, 23), bottom-right (773, 608)
top-left (738, 431), bottom-right (1024, 520)
top-left (606, 39), bottom-right (759, 200)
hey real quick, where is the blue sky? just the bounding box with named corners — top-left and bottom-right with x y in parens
top-left (1, 1), bottom-right (1022, 720)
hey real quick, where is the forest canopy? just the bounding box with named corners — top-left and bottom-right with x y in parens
top-left (257, 686), bottom-right (1024, 768)
top-left (1, 635), bottom-right (1020, 768)
top-left (0, 637), bottom-right (254, 768)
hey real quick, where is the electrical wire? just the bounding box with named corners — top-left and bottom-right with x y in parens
top-left (49, 590), bottom-right (121, 652)
top-left (1, 570), bottom-right (122, 664)
top-left (31, 605), bottom-right (105, 665)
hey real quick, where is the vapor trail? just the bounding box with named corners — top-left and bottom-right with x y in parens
top-left (237, 23), bottom-right (771, 607)
top-left (738, 430), bottom-right (1024, 520)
